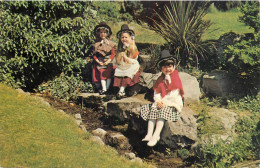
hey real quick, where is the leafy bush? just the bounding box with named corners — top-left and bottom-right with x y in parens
top-left (37, 73), bottom-right (93, 101)
top-left (214, 1), bottom-right (243, 11)
top-left (239, 1), bottom-right (259, 33)
top-left (195, 95), bottom-right (259, 167)
top-left (91, 2), bottom-right (133, 22)
top-left (223, 1), bottom-right (260, 95)
top-left (0, 1), bottom-right (98, 90)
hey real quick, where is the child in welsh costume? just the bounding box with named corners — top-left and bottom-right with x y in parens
top-left (92, 22), bottom-right (116, 95)
top-left (113, 24), bottom-right (141, 98)
top-left (141, 50), bottom-right (184, 147)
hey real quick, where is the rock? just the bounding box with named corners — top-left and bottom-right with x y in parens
top-left (75, 120), bottom-right (82, 126)
top-left (130, 157), bottom-right (143, 164)
top-left (203, 70), bottom-right (240, 97)
top-left (106, 97), bottom-right (150, 122)
top-left (139, 55), bottom-right (153, 72)
top-left (209, 108), bottom-right (237, 132)
top-left (74, 113), bottom-right (81, 120)
top-left (140, 72), bottom-right (162, 89)
top-left (140, 72), bottom-right (201, 104)
top-left (124, 152), bottom-right (136, 160)
top-left (16, 88), bottom-right (25, 94)
top-left (179, 72), bottom-right (200, 104)
top-left (92, 128), bottom-right (107, 140)
top-left (160, 107), bottom-right (198, 148)
top-left (105, 132), bottom-right (132, 151)
top-left (79, 125), bottom-right (87, 133)
top-left (91, 136), bottom-right (105, 146)
top-left (199, 108), bottom-right (238, 144)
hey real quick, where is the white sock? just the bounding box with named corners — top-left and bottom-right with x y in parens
top-left (101, 80), bottom-right (107, 91)
top-left (106, 79), bottom-right (111, 90)
top-left (119, 86), bottom-right (125, 93)
top-left (142, 119), bottom-right (155, 141)
top-left (147, 118), bottom-right (165, 146)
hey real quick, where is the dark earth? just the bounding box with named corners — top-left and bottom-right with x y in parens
top-left (39, 93), bottom-right (195, 168)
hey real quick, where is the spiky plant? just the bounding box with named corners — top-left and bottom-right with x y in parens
top-left (150, 1), bottom-right (212, 68)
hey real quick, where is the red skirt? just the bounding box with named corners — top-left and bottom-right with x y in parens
top-left (113, 68), bottom-right (141, 87)
top-left (92, 65), bottom-right (114, 82)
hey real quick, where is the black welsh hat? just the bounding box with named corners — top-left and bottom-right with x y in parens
top-left (156, 50), bottom-right (177, 70)
top-left (94, 22), bottom-right (112, 37)
top-left (116, 24), bottom-right (135, 39)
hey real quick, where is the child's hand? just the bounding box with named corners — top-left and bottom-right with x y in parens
top-left (96, 60), bottom-right (103, 66)
top-left (104, 59), bottom-right (111, 65)
top-left (156, 101), bottom-right (164, 109)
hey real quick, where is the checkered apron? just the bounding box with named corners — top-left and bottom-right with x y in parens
top-left (140, 103), bottom-right (179, 122)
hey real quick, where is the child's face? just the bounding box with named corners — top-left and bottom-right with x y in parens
top-left (99, 29), bottom-right (108, 39)
top-left (121, 33), bottom-right (131, 45)
top-left (161, 64), bottom-right (175, 75)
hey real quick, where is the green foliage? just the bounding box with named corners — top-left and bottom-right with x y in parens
top-left (177, 148), bottom-right (190, 160)
top-left (214, 1), bottom-right (243, 11)
top-left (150, 1), bottom-right (213, 68)
top-left (195, 95), bottom-right (260, 167)
top-left (239, 1), bottom-right (259, 33)
top-left (224, 35), bottom-right (259, 95)
top-left (0, 1), bottom-right (98, 90)
top-left (91, 2), bottom-right (133, 22)
top-left (37, 73), bottom-right (93, 101)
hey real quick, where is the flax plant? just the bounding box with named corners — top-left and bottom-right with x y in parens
top-left (151, 1), bottom-right (213, 68)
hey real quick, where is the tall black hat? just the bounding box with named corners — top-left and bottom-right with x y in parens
top-left (116, 24), bottom-right (135, 39)
top-left (156, 50), bottom-right (177, 69)
top-left (94, 22), bottom-right (112, 37)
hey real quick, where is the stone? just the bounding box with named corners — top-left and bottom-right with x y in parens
top-left (75, 120), bottom-right (82, 126)
top-left (79, 125), bottom-right (87, 133)
top-left (106, 97), bottom-right (150, 122)
top-left (92, 128), bottom-right (107, 140)
top-left (130, 157), bottom-right (143, 164)
top-left (140, 72), bottom-right (201, 104)
top-left (125, 152), bottom-right (136, 160)
top-left (202, 70), bottom-right (241, 97)
top-left (105, 132), bottom-right (132, 151)
top-left (139, 72), bottom-right (161, 89)
top-left (160, 107), bottom-right (198, 148)
top-left (199, 108), bottom-right (238, 144)
top-left (74, 113), bottom-right (81, 120)
top-left (139, 55), bottom-right (153, 72)
top-left (91, 136), bottom-right (105, 146)
top-left (179, 72), bottom-right (200, 104)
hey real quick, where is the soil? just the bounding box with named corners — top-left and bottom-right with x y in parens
top-left (39, 93), bottom-right (194, 168)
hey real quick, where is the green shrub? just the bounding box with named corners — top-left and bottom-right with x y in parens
top-left (195, 95), bottom-right (260, 167)
top-left (239, 1), bottom-right (259, 33)
top-left (37, 73), bottom-right (93, 101)
top-left (0, 1), bottom-right (98, 90)
top-left (221, 2), bottom-right (260, 95)
top-left (91, 2), bottom-right (133, 22)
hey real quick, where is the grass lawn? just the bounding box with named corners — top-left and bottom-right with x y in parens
top-left (107, 5), bottom-right (252, 45)
top-left (0, 83), bottom-right (151, 168)
top-left (202, 5), bottom-right (253, 40)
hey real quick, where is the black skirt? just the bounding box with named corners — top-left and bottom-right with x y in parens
top-left (140, 103), bottom-right (179, 122)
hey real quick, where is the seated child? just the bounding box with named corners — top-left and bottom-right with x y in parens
top-left (92, 22), bottom-right (116, 95)
top-left (140, 50), bottom-right (184, 147)
top-left (113, 24), bottom-right (141, 98)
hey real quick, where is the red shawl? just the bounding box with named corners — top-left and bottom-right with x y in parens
top-left (153, 70), bottom-right (184, 98)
